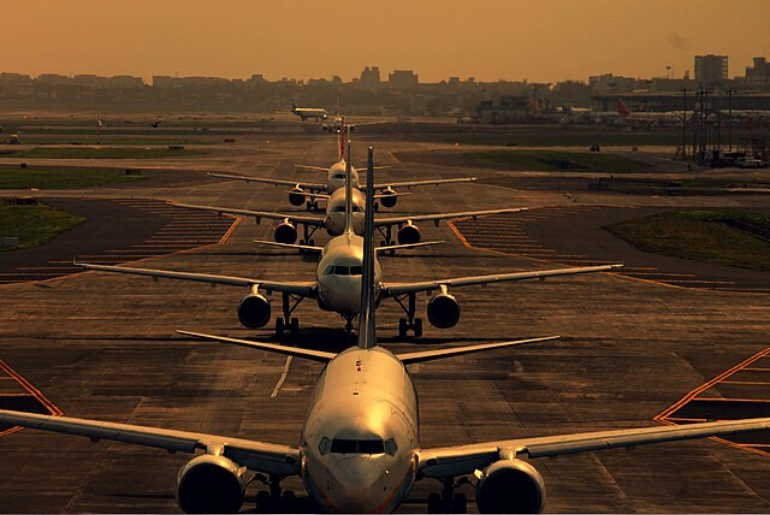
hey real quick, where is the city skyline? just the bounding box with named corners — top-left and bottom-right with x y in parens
top-left (4, 0), bottom-right (770, 84)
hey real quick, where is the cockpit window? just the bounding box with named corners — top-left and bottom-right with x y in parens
top-left (324, 265), bottom-right (362, 276)
top-left (333, 206), bottom-right (345, 213)
top-left (384, 438), bottom-right (398, 456)
top-left (334, 173), bottom-right (345, 179)
top-left (330, 438), bottom-right (385, 454)
top-left (318, 436), bottom-right (331, 455)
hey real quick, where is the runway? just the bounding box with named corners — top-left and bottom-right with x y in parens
top-left (0, 127), bottom-right (769, 513)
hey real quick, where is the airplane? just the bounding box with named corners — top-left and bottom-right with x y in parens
top-left (2, 148), bottom-right (769, 514)
top-left (290, 100), bottom-right (328, 121)
top-left (76, 145), bottom-right (621, 337)
top-left (210, 122), bottom-right (475, 212)
top-left (322, 115), bottom-right (353, 133)
top-left (616, 99), bottom-right (690, 126)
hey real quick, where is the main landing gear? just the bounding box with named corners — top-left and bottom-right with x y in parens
top-left (394, 292), bottom-right (423, 338)
top-left (275, 292), bottom-right (304, 337)
top-left (298, 224), bottom-right (319, 247)
top-left (427, 478), bottom-right (471, 514)
top-left (306, 199), bottom-right (320, 211)
top-left (253, 474), bottom-right (296, 513)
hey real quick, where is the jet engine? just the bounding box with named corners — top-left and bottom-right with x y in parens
top-left (397, 222), bottom-right (421, 245)
top-left (237, 292), bottom-right (271, 328)
top-left (475, 459), bottom-right (546, 514)
top-left (274, 222), bottom-right (298, 244)
top-left (427, 292), bottom-right (460, 328)
top-left (288, 187), bottom-right (306, 207)
top-left (176, 455), bottom-right (246, 514)
top-left (379, 188), bottom-right (398, 208)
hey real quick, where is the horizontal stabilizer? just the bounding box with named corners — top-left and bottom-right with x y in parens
top-left (376, 241), bottom-right (444, 253)
top-left (253, 240), bottom-right (323, 253)
top-left (397, 335), bottom-right (559, 364)
top-left (177, 330), bottom-right (336, 363)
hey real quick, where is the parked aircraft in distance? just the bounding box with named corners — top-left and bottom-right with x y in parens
top-left (3, 148), bottom-right (769, 514)
top-left (290, 100), bottom-right (327, 121)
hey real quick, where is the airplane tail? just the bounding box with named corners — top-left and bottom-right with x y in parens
top-left (343, 139), bottom-right (354, 237)
top-left (617, 99), bottom-right (631, 118)
top-left (357, 146), bottom-right (377, 350)
top-left (337, 116), bottom-right (346, 160)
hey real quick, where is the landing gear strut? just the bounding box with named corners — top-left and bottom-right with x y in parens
top-left (305, 199), bottom-right (319, 211)
top-left (298, 224), bottom-right (320, 247)
top-left (394, 292), bottom-right (423, 338)
top-left (377, 225), bottom-right (394, 247)
top-left (254, 474), bottom-right (295, 513)
top-left (275, 292), bottom-right (304, 336)
top-left (427, 477), bottom-right (470, 514)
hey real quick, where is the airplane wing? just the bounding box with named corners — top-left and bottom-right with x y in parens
top-left (374, 207), bottom-right (528, 228)
top-left (383, 264), bottom-right (622, 297)
top-left (178, 330), bottom-right (336, 363)
top-left (76, 263), bottom-right (317, 297)
top-left (253, 240), bottom-right (324, 253)
top-left (397, 336), bottom-right (559, 364)
top-left (171, 202), bottom-right (326, 227)
top-left (370, 177), bottom-right (477, 190)
top-left (294, 165), bottom-right (329, 173)
top-left (417, 417), bottom-right (770, 479)
top-left (209, 172), bottom-right (326, 192)
top-left (376, 241), bottom-right (444, 253)
top-left (0, 409), bottom-right (300, 477)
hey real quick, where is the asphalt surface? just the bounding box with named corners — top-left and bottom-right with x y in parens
top-left (0, 124), bottom-right (769, 513)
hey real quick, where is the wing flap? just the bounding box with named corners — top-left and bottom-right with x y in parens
top-left (374, 207), bottom-right (527, 227)
top-left (77, 263), bottom-right (317, 296)
top-left (171, 202), bottom-right (326, 226)
top-left (0, 409), bottom-right (301, 476)
top-left (384, 264), bottom-right (622, 297)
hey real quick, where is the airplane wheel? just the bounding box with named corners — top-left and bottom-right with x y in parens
top-left (398, 318), bottom-right (408, 339)
top-left (280, 491), bottom-right (296, 513)
top-left (306, 202), bottom-right (313, 211)
top-left (290, 318), bottom-right (300, 335)
top-left (450, 493), bottom-right (467, 514)
top-left (299, 239), bottom-right (306, 245)
top-left (413, 318), bottom-right (423, 338)
top-left (374, 202), bottom-right (380, 212)
top-left (275, 318), bottom-right (285, 336)
top-left (427, 492), bottom-right (442, 514)
top-left (308, 239), bottom-right (315, 246)
top-left (313, 201), bottom-right (319, 210)
top-left (380, 240), bottom-right (387, 247)
top-left (256, 490), bottom-right (272, 512)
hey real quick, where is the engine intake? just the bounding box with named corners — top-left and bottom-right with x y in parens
top-left (427, 293), bottom-right (460, 328)
top-left (176, 455), bottom-right (246, 514)
top-left (288, 188), bottom-right (306, 207)
top-left (274, 222), bottom-right (298, 244)
top-left (397, 223), bottom-right (421, 245)
top-left (237, 293), bottom-right (271, 328)
top-left (379, 188), bottom-right (398, 208)
top-left (476, 459), bottom-right (546, 514)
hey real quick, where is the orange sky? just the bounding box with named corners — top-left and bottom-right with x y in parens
top-left (4, 0), bottom-right (769, 83)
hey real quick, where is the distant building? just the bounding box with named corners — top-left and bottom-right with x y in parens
top-left (37, 74), bottom-right (70, 85)
top-left (388, 70), bottom-right (419, 88)
top-left (360, 66), bottom-right (381, 87)
top-left (695, 54), bottom-right (728, 83)
top-left (476, 95), bottom-right (530, 123)
top-left (589, 74), bottom-right (636, 95)
top-left (105, 75), bottom-right (144, 89)
top-left (745, 57), bottom-right (770, 85)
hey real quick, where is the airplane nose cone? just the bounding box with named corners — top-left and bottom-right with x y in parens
top-left (329, 457), bottom-right (385, 512)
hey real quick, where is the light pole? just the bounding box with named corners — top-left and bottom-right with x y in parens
top-left (681, 87), bottom-right (688, 159)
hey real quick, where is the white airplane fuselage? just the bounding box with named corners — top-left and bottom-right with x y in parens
top-left (316, 233), bottom-right (381, 315)
top-left (300, 346), bottom-right (418, 513)
top-left (324, 186), bottom-right (365, 236)
top-left (326, 159), bottom-right (361, 193)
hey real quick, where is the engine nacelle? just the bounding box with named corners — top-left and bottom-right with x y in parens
top-left (176, 454), bottom-right (246, 514)
top-left (274, 222), bottom-right (298, 244)
top-left (237, 293), bottom-right (271, 328)
top-left (397, 223), bottom-right (421, 245)
top-left (476, 459), bottom-right (546, 514)
top-left (379, 188), bottom-right (398, 208)
top-left (288, 187), bottom-right (306, 207)
top-left (427, 293), bottom-right (460, 328)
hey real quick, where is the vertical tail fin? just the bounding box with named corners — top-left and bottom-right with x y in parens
top-left (343, 139), bottom-right (354, 236)
top-left (357, 147), bottom-right (376, 349)
top-left (617, 99), bottom-right (630, 118)
top-left (337, 116), bottom-right (346, 161)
